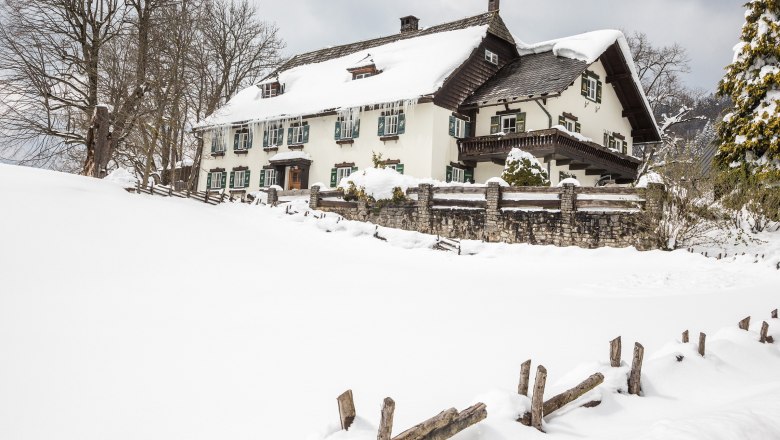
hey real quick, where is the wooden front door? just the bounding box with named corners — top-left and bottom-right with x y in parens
top-left (289, 168), bottom-right (302, 190)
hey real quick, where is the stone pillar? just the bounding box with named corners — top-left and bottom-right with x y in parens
top-left (357, 199), bottom-right (369, 222)
top-left (267, 187), bottom-right (279, 206)
top-left (309, 185), bottom-right (320, 209)
top-left (644, 183), bottom-right (666, 216)
top-left (559, 183), bottom-right (577, 245)
top-left (485, 182), bottom-right (501, 242)
top-left (417, 183), bottom-right (433, 234)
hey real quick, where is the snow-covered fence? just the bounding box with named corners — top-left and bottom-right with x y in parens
top-left (310, 182), bottom-right (664, 249)
top-left (127, 182), bottom-right (225, 205)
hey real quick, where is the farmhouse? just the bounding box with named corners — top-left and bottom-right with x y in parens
top-left (195, 0), bottom-right (660, 195)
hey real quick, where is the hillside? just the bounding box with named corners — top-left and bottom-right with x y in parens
top-left (0, 164), bottom-right (779, 440)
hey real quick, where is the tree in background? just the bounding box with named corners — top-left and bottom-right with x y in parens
top-left (501, 148), bottom-right (549, 187)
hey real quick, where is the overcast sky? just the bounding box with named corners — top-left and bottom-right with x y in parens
top-left (255, 0), bottom-right (745, 92)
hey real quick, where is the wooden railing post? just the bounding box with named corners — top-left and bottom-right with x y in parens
top-left (377, 397), bottom-right (395, 440)
top-left (628, 343), bottom-right (644, 395)
top-left (698, 332), bottom-right (706, 357)
top-left (518, 360), bottom-right (532, 396)
top-left (530, 366), bottom-right (547, 431)
top-left (760, 321), bottom-right (770, 343)
top-left (337, 390), bottom-right (356, 431)
top-left (610, 337), bottom-right (622, 367)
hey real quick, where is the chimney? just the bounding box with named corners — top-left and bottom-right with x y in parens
top-left (400, 15), bottom-right (420, 33)
top-left (488, 0), bottom-right (500, 12)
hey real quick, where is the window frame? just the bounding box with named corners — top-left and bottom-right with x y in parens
top-left (263, 169), bottom-right (277, 187)
top-left (336, 167), bottom-right (352, 183)
top-left (340, 118), bottom-right (354, 139)
top-left (451, 167), bottom-right (466, 183)
top-left (261, 83), bottom-right (280, 98)
top-left (485, 49), bottom-right (499, 65)
top-left (212, 130), bottom-right (226, 153)
top-left (354, 72), bottom-right (372, 80)
top-left (586, 76), bottom-right (598, 102)
top-left (233, 170), bottom-right (246, 189)
top-left (235, 126), bottom-right (250, 151)
top-left (501, 115), bottom-right (517, 133)
top-left (384, 114), bottom-right (399, 135)
top-left (210, 171), bottom-right (223, 189)
top-left (454, 118), bottom-right (467, 138)
top-left (290, 124), bottom-right (305, 144)
top-left (267, 125), bottom-right (280, 146)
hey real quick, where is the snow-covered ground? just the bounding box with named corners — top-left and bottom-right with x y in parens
top-left (1, 164), bottom-right (779, 440)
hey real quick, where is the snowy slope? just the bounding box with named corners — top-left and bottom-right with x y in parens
top-left (1, 164), bottom-right (780, 440)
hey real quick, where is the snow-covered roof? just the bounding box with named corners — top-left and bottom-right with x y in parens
top-left (269, 151), bottom-right (312, 162)
top-left (199, 25), bottom-right (489, 128)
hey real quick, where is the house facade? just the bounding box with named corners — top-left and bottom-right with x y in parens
top-left (195, 0), bottom-right (660, 195)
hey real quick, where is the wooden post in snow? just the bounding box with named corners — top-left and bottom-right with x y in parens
top-left (760, 322), bottom-right (770, 344)
top-left (772, 309), bottom-right (778, 319)
top-left (628, 343), bottom-right (644, 395)
top-left (377, 397), bottom-right (395, 440)
top-left (421, 403), bottom-right (487, 440)
top-left (698, 333), bottom-right (706, 357)
top-left (530, 366), bottom-right (547, 431)
top-left (682, 330), bottom-right (689, 343)
top-left (610, 337), bottom-right (622, 367)
top-left (738, 317), bottom-right (751, 331)
top-left (543, 373), bottom-right (604, 415)
top-left (518, 360), bottom-right (532, 396)
top-left (337, 390), bottom-right (356, 431)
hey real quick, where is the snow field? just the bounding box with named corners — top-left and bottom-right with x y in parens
top-left (1, 164), bottom-right (780, 440)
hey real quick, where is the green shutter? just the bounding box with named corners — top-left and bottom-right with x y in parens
top-left (287, 127), bottom-right (293, 145)
top-left (575, 122), bottom-right (581, 133)
top-left (398, 113), bottom-right (406, 134)
top-left (263, 127), bottom-right (269, 148)
top-left (558, 115), bottom-right (566, 126)
top-left (229, 171), bottom-right (235, 188)
top-left (244, 170), bottom-right (251, 188)
top-left (210, 134), bottom-right (216, 153)
top-left (396, 164), bottom-right (404, 175)
top-left (517, 113), bottom-right (526, 132)
top-left (464, 168), bottom-right (474, 184)
top-left (581, 74), bottom-right (588, 97)
top-left (206, 173), bottom-right (212, 189)
top-left (596, 80), bottom-right (603, 104)
top-left (247, 130), bottom-right (253, 149)
top-left (465, 122), bottom-right (472, 137)
top-left (221, 173), bottom-right (226, 189)
top-left (449, 115), bottom-right (457, 137)
top-left (330, 168), bottom-right (338, 187)
top-left (334, 121), bottom-right (341, 140)
top-left (377, 116), bottom-right (385, 136)
top-left (352, 166), bottom-right (359, 173)
top-left (233, 132), bottom-right (239, 150)
top-left (277, 128), bottom-right (284, 144)
top-left (302, 124), bottom-right (310, 143)
top-left (490, 116), bottom-right (500, 134)
top-left (259, 170), bottom-right (265, 187)
top-left (446, 165), bottom-right (453, 183)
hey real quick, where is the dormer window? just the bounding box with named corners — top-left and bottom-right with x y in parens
top-left (260, 81), bottom-right (282, 98)
top-left (348, 64), bottom-right (380, 81)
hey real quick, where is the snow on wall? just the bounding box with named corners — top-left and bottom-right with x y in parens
top-left (199, 26), bottom-right (489, 128)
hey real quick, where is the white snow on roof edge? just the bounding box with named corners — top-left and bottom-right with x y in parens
top-left (518, 30), bottom-right (660, 140)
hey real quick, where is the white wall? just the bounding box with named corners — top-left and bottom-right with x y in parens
top-left (197, 102), bottom-right (461, 192)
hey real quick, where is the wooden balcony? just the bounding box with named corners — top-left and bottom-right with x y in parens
top-left (458, 128), bottom-right (641, 181)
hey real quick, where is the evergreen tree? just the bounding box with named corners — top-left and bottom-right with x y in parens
top-left (501, 148), bottom-right (550, 187)
top-left (717, 0), bottom-right (780, 170)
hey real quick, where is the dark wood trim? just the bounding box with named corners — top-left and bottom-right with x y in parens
top-left (449, 161), bottom-right (469, 169)
top-left (232, 166), bottom-right (249, 171)
top-left (569, 163), bottom-right (590, 170)
top-left (263, 147), bottom-right (279, 152)
top-left (209, 168), bottom-right (226, 173)
top-left (380, 135), bottom-right (400, 142)
top-left (562, 112), bottom-right (578, 122)
top-left (262, 165), bottom-right (276, 170)
top-left (606, 73), bottom-right (631, 84)
top-left (612, 132), bottom-right (626, 141)
top-left (585, 169), bottom-right (607, 176)
top-left (289, 144), bottom-right (305, 151)
top-left (229, 189), bottom-right (247, 194)
top-left (451, 111), bottom-right (472, 121)
top-left (234, 150), bottom-right (249, 155)
top-left (381, 159), bottom-right (401, 165)
top-left (211, 152), bottom-right (225, 157)
top-left (335, 162), bottom-right (356, 168)
top-left (336, 139), bottom-right (355, 145)
top-left (496, 108), bottom-right (521, 116)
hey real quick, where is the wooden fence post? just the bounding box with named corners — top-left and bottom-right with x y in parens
top-left (610, 337), bottom-right (622, 367)
top-left (760, 322), bottom-right (770, 344)
top-left (543, 373), bottom-right (604, 415)
top-left (628, 343), bottom-right (644, 395)
top-left (392, 408), bottom-right (457, 440)
top-left (682, 330), bottom-right (689, 343)
top-left (772, 309), bottom-right (778, 319)
top-left (531, 366), bottom-right (547, 432)
top-left (518, 360), bottom-right (532, 396)
top-left (377, 397), bottom-right (395, 440)
top-left (698, 332), bottom-right (706, 357)
top-left (337, 390), bottom-right (356, 431)
top-left (738, 317), bottom-right (751, 331)
top-left (422, 403), bottom-right (487, 440)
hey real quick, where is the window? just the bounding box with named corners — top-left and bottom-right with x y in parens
top-left (378, 110), bottom-right (405, 137)
top-left (210, 172), bottom-right (223, 189)
top-left (501, 115), bottom-right (516, 133)
top-left (290, 125), bottom-right (304, 144)
top-left (558, 114), bottom-right (581, 133)
top-left (287, 122), bottom-right (309, 145)
top-left (336, 113), bottom-right (360, 140)
top-left (234, 126), bottom-right (251, 151)
top-left (262, 169), bottom-right (277, 187)
top-left (451, 167), bottom-right (465, 183)
top-left (211, 130), bottom-right (226, 153)
top-left (267, 125), bottom-right (280, 146)
top-left (450, 116), bottom-right (469, 138)
top-left (581, 72), bottom-right (602, 103)
top-left (264, 123), bottom-right (284, 148)
top-left (490, 113), bottom-right (526, 134)
top-left (337, 167), bottom-right (352, 183)
top-left (604, 132), bottom-right (628, 154)
top-left (485, 49), bottom-right (499, 65)
top-left (354, 72), bottom-right (372, 80)
top-left (233, 170), bottom-right (246, 189)
top-left (261, 82), bottom-right (281, 98)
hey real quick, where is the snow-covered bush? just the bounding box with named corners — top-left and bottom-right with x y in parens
top-left (501, 148), bottom-right (550, 187)
top-left (339, 167), bottom-right (414, 204)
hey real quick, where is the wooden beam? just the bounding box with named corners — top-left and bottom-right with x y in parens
top-left (631, 128), bottom-right (654, 137)
top-left (568, 163), bottom-right (590, 171)
top-left (338, 390), bottom-right (356, 431)
top-left (585, 169), bottom-right (607, 176)
top-left (419, 403), bottom-right (487, 440)
top-left (378, 398), bottom-right (396, 440)
top-left (490, 158), bottom-right (506, 166)
top-left (622, 108), bottom-right (643, 118)
top-left (606, 73), bottom-right (631, 84)
top-left (543, 373), bottom-right (605, 416)
top-left (555, 159), bottom-right (572, 166)
top-left (392, 409), bottom-right (458, 440)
